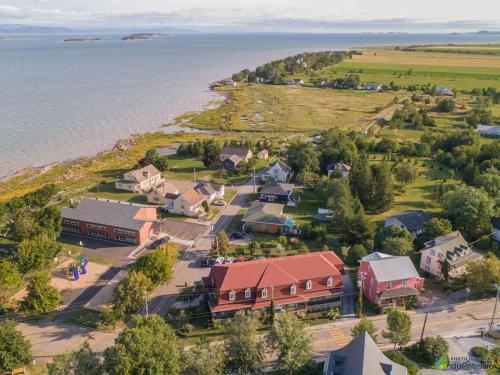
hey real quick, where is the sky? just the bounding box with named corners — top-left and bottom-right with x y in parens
top-left (1, 0), bottom-right (500, 32)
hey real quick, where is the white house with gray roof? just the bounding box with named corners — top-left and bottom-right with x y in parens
top-left (115, 164), bottom-right (164, 193)
top-left (420, 231), bottom-right (483, 279)
top-left (385, 210), bottom-right (431, 237)
top-left (323, 332), bottom-right (407, 375)
top-left (261, 159), bottom-right (294, 183)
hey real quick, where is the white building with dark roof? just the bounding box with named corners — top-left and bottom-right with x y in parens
top-left (115, 164), bottom-right (163, 192)
top-left (385, 210), bottom-right (431, 237)
top-left (261, 159), bottom-right (294, 183)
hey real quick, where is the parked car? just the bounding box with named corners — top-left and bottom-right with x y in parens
top-left (213, 200), bottom-right (226, 206)
top-left (225, 257), bottom-right (234, 264)
top-left (215, 257), bottom-right (225, 265)
top-left (201, 256), bottom-right (212, 267)
top-left (230, 231), bottom-right (247, 240)
top-left (148, 237), bottom-right (169, 249)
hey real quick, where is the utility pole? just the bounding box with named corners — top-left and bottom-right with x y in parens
top-left (144, 291), bottom-right (149, 317)
top-left (415, 312), bottom-right (428, 362)
top-left (253, 169), bottom-right (256, 193)
top-left (193, 166), bottom-right (197, 184)
top-left (488, 284), bottom-right (500, 335)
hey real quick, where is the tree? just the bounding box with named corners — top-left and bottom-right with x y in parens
top-left (135, 243), bottom-right (177, 286)
top-left (20, 271), bottom-right (62, 315)
top-left (473, 173), bottom-right (500, 205)
top-left (112, 270), bottom-right (153, 316)
top-left (351, 316), bottom-right (378, 342)
top-left (0, 260), bottom-right (22, 308)
top-left (215, 231), bottom-right (230, 256)
top-left (353, 154), bottom-right (375, 209)
top-left (48, 342), bottom-right (104, 375)
top-left (139, 148), bottom-right (169, 172)
top-left (383, 309), bottom-right (412, 349)
top-left (17, 234), bottom-right (61, 274)
top-left (267, 312), bottom-right (313, 375)
top-left (382, 236), bottom-right (414, 256)
top-left (424, 218), bottom-right (453, 239)
top-left (224, 311), bottom-right (264, 374)
top-left (326, 177), bottom-right (355, 222)
top-left (435, 98), bottom-right (455, 113)
top-left (393, 163), bottom-right (419, 185)
top-left (8, 209), bottom-right (43, 242)
top-left (346, 244), bottom-right (368, 265)
top-left (36, 205), bottom-right (62, 238)
top-left (287, 141), bottom-right (319, 174)
top-left (180, 341), bottom-right (225, 375)
top-left (344, 206), bottom-right (375, 250)
top-left (104, 315), bottom-right (180, 375)
top-left (443, 185), bottom-right (494, 240)
top-left (372, 163), bottom-right (394, 212)
top-left (466, 257), bottom-right (500, 293)
top-left (0, 320), bottom-right (33, 373)
top-left (409, 336), bottom-right (449, 366)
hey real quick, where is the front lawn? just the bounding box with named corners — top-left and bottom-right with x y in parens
top-left (284, 188), bottom-right (322, 227)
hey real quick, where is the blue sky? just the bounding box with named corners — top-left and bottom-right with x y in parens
top-left (1, 0), bottom-right (500, 32)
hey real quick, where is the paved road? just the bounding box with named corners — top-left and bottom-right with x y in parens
top-left (146, 180), bottom-right (255, 317)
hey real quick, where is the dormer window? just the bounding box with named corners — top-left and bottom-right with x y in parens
top-left (306, 280), bottom-right (312, 290)
top-left (387, 282), bottom-right (392, 290)
top-left (261, 288), bottom-right (268, 299)
top-left (327, 277), bottom-right (333, 287)
top-left (290, 284), bottom-right (296, 295)
top-left (229, 290), bottom-right (236, 301)
top-left (245, 288), bottom-right (251, 299)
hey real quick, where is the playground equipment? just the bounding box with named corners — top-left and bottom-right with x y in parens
top-left (68, 255), bottom-right (89, 280)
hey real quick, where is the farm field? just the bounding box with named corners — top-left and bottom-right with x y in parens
top-left (315, 47), bottom-right (500, 90)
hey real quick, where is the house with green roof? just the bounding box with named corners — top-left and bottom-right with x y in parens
top-left (241, 202), bottom-right (295, 234)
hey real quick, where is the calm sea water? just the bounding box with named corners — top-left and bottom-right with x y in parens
top-left (1, 33), bottom-right (499, 177)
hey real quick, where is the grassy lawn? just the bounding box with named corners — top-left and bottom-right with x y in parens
top-left (66, 308), bottom-right (101, 329)
top-left (284, 188), bottom-right (322, 227)
top-left (84, 181), bottom-right (147, 204)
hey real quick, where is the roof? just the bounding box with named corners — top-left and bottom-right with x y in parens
top-left (267, 159), bottom-right (293, 174)
top-left (368, 256), bottom-right (420, 282)
top-left (258, 149), bottom-right (269, 155)
top-left (324, 332), bottom-right (407, 375)
top-left (492, 217), bottom-right (500, 230)
top-left (328, 162), bottom-right (351, 172)
top-left (422, 231), bottom-right (483, 267)
top-left (386, 210), bottom-right (431, 231)
top-left (61, 198), bottom-right (153, 230)
top-left (195, 181), bottom-right (223, 197)
top-left (220, 147), bottom-right (251, 158)
top-left (227, 155), bottom-right (241, 165)
top-left (379, 286), bottom-right (419, 300)
top-left (208, 251), bottom-right (344, 292)
top-left (126, 164), bottom-right (161, 182)
top-left (152, 180), bottom-right (196, 197)
top-left (241, 202), bottom-right (287, 225)
top-left (360, 252), bottom-right (394, 262)
top-left (260, 182), bottom-right (294, 196)
top-left (180, 188), bottom-right (205, 205)
top-left (477, 125), bottom-right (500, 136)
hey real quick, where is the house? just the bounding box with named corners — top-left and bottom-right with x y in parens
top-left (61, 198), bottom-right (157, 245)
top-left (261, 159), bottom-right (294, 183)
top-left (257, 149), bottom-right (269, 160)
top-left (202, 251), bottom-right (344, 319)
top-left (219, 147), bottom-right (253, 163)
top-left (258, 182), bottom-right (300, 206)
top-left (315, 208), bottom-right (334, 222)
top-left (366, 83), bottom-right (382, 92)
top-left (241, 202), bottom-right (295, 234)
top-left (420, 231), bottom-right (483, 279)
top-left (327, 162), bottom-right (351, 178)
top-left (195, 181), bottom-right (225, 203)
top-left (477, 125), bottom-right (500, 137)
top-left (284, 78), bottom-right (304, 86)
top-left (323, 332), bottom-right (407, 375)
top-left (146, 180), bottom-right (195, 205)
top-left (358, 253), bottom-right (423, 308)
top-left (164, 187), bottom-right (206, 217)
top-left (436, 86), bottom-right (453, 96)
top-left (223, 155), bottom-right (242, 170)
top-left (492, 217), bottom-right (500, 242)
top-left (384, 210), bottom-right (431, 237)
top-left (115, 164), bottom-right (163, 192)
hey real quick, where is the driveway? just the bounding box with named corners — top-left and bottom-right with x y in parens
top-left (341, 273), bottom-right (355, 317)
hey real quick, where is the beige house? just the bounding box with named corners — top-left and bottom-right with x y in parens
top-left (165, 188), bottom-right (206, 217)
top-left (147, 180), bottom-right (224, 205)
top-left (219, 147), bottom-right (253, 163)
top-left (115, 165), bottom-right (163, 192)
top-left (258, 149), bottom-right (269, 160)
top-left (420, 231), bottom-right (483, 279)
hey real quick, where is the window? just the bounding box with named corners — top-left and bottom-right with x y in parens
top-left (261, 288), bottom-right (267, 299)
top-left (430, 249), bottom-right (436, 256)
top-left (306, 280), bottom-right (312, 290)
top-left (245, 288), bottom-right (251, 299)
top-left (229, 290), bottom-right (235, 301)
top-left (387, 282), bottom-right (392, 290)
top-left (426, 256), bottom-right (432, 265)
top-left (290, 284), bottom-right (296, 295)
top-left (327, 276), bottom-right (333, 287)
top-left (402, 280), bottom-right (407, 287)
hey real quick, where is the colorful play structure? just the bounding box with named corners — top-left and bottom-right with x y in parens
top-left (68, 255), bottom-right (89, 280)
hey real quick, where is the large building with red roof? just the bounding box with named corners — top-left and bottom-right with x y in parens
top-left (203, 251), bottom-right (344, 319)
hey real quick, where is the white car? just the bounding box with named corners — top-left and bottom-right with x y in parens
top-left (213, 200), bottom-right (226, 206)
top-left (215, 257), bottom-right (225, 264)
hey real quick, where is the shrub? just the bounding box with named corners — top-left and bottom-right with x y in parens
top-left (384, 351), bottom-right (419, 375)
top-left (407, 336), bottom-right (448, 366)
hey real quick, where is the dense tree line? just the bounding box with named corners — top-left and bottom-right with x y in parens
top-left (391, 103), bottom-right (435, 129)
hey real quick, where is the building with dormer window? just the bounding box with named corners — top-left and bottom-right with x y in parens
top-left (202, 252), bottom-right (344, 319)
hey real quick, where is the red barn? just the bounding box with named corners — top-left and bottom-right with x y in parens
top-left (203, 251), bottom-right (344, 319)
top-left (358, 252), bottom-right (424, 308)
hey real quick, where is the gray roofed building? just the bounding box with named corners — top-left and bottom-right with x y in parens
top-left (385, 210), bottom-right (431, 237)
top-left (420, 231), bottom-right (483, 279)
top-left (368, 256), bottom-right (420, 283)
top-left (323, 332), bottom-right (407, 375)
top-left (61, 198), bottom-right (154, 230)
top-left (261, 159), bottom-right (294, 183)
top-left (477, 125), bottom-right (500, 137)
top-left (260, 182), bottom-right (294, 195)
top-left (220, 147), bottom-right (252, 162)
top-left (359, 252), bottom-right (394, 262)
top-left (195, 181), bottom-right (223, 197)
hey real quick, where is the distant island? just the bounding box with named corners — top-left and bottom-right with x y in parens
top-left (121, 33), bottom-right (164, 41)
top-left (63, 37), bottom-right (103, 43)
